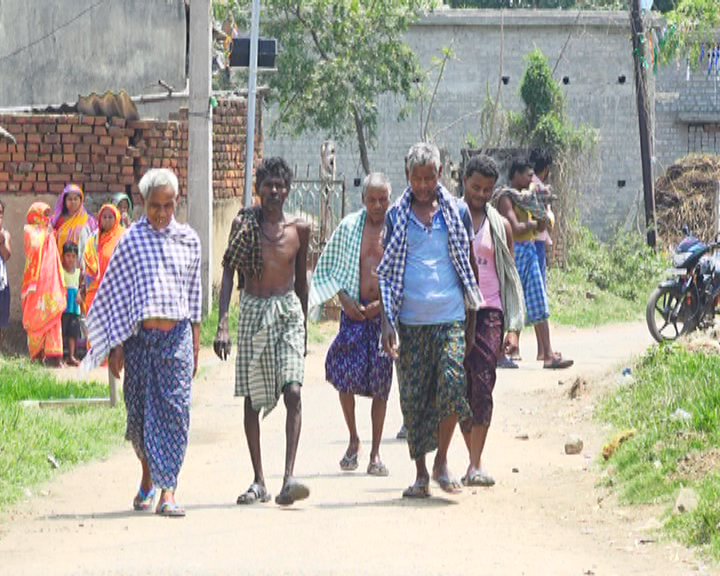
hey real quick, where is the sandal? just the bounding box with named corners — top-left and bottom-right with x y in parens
top-left (340, 450), bottom-right (359, 471)
top-left (156, 501), bottom-right (185, 517)
top-left (275, 479), bottom-right (310, 507)
top-left (402, 478), bottom-right (430, 499)
top-left (367, 461), bottom-right (389, 477)
top-left (132, 485), bottom-right (156, 511)
top-left (237, 483), bottom-right (271, 505)
top-left (432, 473), bottom-right (463, 494)
top-left (464, 470), bottom-right (496, 487)
top-left (543, 355), bottom-right (574, 370)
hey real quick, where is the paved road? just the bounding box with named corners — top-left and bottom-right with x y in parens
top-left (0, 322), bottom-right (714, 575)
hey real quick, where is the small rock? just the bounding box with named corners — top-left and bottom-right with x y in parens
top-left (674, 487), bottom-right (699, 514)
top-left (515, 433), bottom-right (529, 440)
top-left (585, 291), bottom-right (596, 300)
top-left (565, 435), bottom-right (584, 455)
top-left (512, 467), bottom-right (519, 473)
top-left (568, 378), bottom-right (587, 400)
top-left (47, 454), bottom-right (60, 469)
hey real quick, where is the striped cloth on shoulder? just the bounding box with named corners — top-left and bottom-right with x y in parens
top-left (308, 208), bottom-right (366, 309)
top-left (222, 207), bottom-right (263, 281)
top-left (377, 185), bottom-right (483, 332)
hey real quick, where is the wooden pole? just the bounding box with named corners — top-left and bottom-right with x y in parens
top-left (630, 0), bottom-right (656, 248)
top-left (188, 0), bottom-right (213, 314)
top-left (243, 0), bottom-right (261, 208)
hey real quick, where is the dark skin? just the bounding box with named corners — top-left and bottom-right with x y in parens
top-left (462, 171), bottom-right (519, 480)
top-left (214, 175), bottom-right (310, 499)
top-left (60, 251), bottom-right (82, 367)
top-left (337, 184), bottom-right (389, 470)
top-left (379, 162), bottom-right (479, 495)
top-left (497, 169), bottom-right (563, 367)
top-left (107, 185), bottom-right (201, 511)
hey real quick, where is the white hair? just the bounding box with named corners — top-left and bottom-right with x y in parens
top-left (138, 168), bottom-right (179, 200)
top-left (405, 142), bottom-right (441, 175)
top-left (362, 172), bottom-right (392, 198)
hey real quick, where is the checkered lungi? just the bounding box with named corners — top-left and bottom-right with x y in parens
top-left (124, 320), bottom-right (193, 491)
top-left (396, 321), bottom-right (471, 460)
top-left (514, 241), bottom-right (549, 325)
top-left (235, 291), bottom-right (305, 416)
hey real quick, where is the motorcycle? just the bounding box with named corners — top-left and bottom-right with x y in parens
top-left (646, 228), bottom-right (720, 343)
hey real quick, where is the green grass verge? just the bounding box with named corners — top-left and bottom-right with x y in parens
top-left (597, 344), bottom-right (720, 558)
top-left (0, 359), bottom-right (125, 509)
top-left (548, 227), bottom-right (665, 327)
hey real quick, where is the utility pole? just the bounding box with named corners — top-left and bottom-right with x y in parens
top-left (630, 0), bottom-right (656, 249)
top-left (188, 0), bottom-right (214, 314)
top-left (243, 0), bottom-right (261, 207)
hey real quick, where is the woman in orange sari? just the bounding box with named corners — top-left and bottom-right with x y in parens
top-left (83, 204), bottom-right (125, 312)
top-left (51, 183), bottom-right (97, 266)
top-left (22, 202), bottom-right (66, 365)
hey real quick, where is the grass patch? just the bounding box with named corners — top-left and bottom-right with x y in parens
top-left (0, 359), bottom-right (124, 509)
top-left (597, 344), bottom-right (720, 558)
top-left (549, 227), bottom-right (665, 327)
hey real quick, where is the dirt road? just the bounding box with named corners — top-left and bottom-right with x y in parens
top-left (0, 322), bottom-right (715, 575)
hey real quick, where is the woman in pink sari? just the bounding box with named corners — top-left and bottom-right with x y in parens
top-left (22, 202), bottom-right (66, 365)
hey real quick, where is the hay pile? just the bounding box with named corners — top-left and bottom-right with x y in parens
top-left (655, 154), bottom-right (720, 249)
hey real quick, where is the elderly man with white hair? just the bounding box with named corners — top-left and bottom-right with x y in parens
top-left (82, 168), bottom-right (202, 518)
top-left (377, 142), bottom-right (482, 499)
top-left (309, 172), bottom-right (394, 477)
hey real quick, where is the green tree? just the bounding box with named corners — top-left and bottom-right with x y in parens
top-left (215, 0), bottom-right (435, 174)
top-left (660, 0), bottom-right (720, 65)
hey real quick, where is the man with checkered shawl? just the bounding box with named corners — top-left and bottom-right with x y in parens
top-left (309, 172), bottom-right (393, 478)
top-left (214, 157), bottom-right (311, 507)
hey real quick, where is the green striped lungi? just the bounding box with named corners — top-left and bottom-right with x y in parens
top-left (235, 291), bottom-right (305, 416)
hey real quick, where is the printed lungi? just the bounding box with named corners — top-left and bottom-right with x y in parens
top-left (325, 308), bottom-right (393, 401)
top-left (461, 308), bottom-right (504, 433)
top-left (514, 241), bottom-right (549, 325)
top-left (124, 320), bottom-right (193, 491)
top-left (396, 321), bottom-right (471, 460)
top-left (235, 291), bottom-right (305, 416)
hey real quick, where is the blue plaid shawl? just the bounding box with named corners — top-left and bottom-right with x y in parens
top-left (376, 185), bottom-right (483, 332)
top-left (81, 216), bottom-right (202, 371)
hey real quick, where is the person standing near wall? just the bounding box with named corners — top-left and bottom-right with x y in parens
top-left (0, 200), bottom-right (12, 345)
top-left (51, 184), bottom-right (97, 268)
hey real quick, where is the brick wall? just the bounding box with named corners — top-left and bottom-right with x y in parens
top-left (0, 96), bottom-right (261, 212)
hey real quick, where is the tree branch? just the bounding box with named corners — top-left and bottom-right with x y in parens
top-left (352, 104), bottom-right (371, 175)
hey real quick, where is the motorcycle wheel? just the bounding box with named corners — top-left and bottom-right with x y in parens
top-left (646, 285), bottom-right (698, 343)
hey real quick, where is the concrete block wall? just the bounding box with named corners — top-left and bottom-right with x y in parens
top-left (265, 9), bottom-right (648, 240)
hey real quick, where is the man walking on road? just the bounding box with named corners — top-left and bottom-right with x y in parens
top-left (378, 142), bottom-right (482, 498)
top-left (214, 157), bottom-right (311, 507)
top-left (309, 173), bottom-right (393, 477)
top-left (82, 168), bottom-right (202, 517)
top-left (461, 155), bottom-right (525, 487)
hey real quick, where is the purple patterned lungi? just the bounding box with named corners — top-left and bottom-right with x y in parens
top-left (123, 320), bottom-right (193, 490)
top-left (325, 309), bottom-right (393, 401)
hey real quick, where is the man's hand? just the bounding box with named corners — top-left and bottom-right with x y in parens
top-left (193, 346), bottom-right (199, 378)
top-left (503, 331), bottom-right (519, 357)
top-left (109, 346), bottom-right (124, 379)
top-left (363, 300), bottom-right (381, 320)
top-left (339, 291), bottom-right (366, 321)
top-left (213, 321), bottom-right (231, 361)
top-left (380, 318), bottom-right (398, 359)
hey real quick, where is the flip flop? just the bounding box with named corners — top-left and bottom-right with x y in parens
top-left (464, 471), bottom-right (496, 487)
top-left (402, 478), bottom-right (430, 499)
top-left (237, 483), bottom-right (271, 505)
top-left (497, 356), bottom-right (519, 369)
top-left (275, 480), bottom-right (310, 507)
top-left (432, 473), bottom-right (463, 494)
top-left (132, 485), bottom-right (156, 511)
top-left (156, 501), bottom-right (185, 518)
top-left (340, 451), bottom-right (359, 471)
top-left (367, 461), bottom-right (390, 477)
top-left (543, 355), bottom-right (574, 370)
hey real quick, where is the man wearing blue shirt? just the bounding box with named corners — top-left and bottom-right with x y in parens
top-left (378, 142), bottom-right (482, 498)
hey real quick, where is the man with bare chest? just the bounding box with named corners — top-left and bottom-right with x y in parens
top-left (214, 157), bottom-right (311, 507)
top-left (309, 173), bottom-right (394, 476)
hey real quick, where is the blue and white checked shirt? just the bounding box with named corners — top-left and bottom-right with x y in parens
top-left (376, 185), bottom-right (483, 333)
top-left (82, 215), bottom-right (202, 370)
